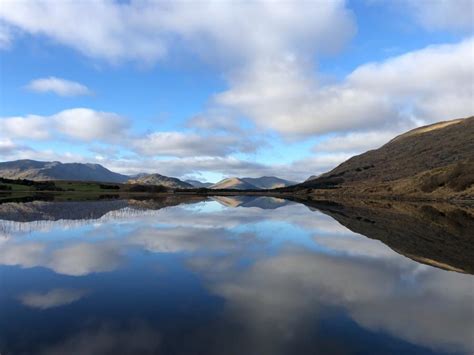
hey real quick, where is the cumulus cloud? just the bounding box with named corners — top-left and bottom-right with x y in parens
top-left (217, 38), bottom-right (474, 137)
top-left (1, 1), bottom-right (472, 179)
top-left (0, 108), bottom-right (129, 142)
top-left (0, 0), bottom-right (355, 64)
top-left (53, 108), bottom-right (128, 141)
top-left (19, 288), bottom-right (89, 309)
top-left (0, 115), bottom-right (51, 140)
top-left (26, 77), bottom-right (92, 96)
top-left (131, 131), bottom-right (257, 157)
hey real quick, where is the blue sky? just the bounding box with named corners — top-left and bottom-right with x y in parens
top-left (0, 0), bottom-right (473, 182)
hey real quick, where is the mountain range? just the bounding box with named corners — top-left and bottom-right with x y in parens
top-left (1, 116), bottom-right (472, 198)
top-left (210, 176), bottom-right (296, 190)
top-left (0, 160), bottom-right (295, 190)
top-left (0, 160), bottom-right (129, 183)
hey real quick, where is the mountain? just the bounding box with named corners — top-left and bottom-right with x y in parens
top-left (241, 176), bottom-right (296, 189)
top-left (128, 173), bottom-right (193, 189)
top-left (185, 179), bottom-right (213, 188)
top-left (210, 176), bottom-right (295, 190)
top-left (210, 177), bottom-right (258, 190)
top-left (298, 117), bottom-right (474, 200)
top-left (0, 160), bottom-right (128, 183)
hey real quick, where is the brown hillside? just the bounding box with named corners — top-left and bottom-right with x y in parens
top-left (302, 117), bottom-right (474, 200)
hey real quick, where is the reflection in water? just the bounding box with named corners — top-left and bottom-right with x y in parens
top-left (0, 196), bottom-right (473, 354)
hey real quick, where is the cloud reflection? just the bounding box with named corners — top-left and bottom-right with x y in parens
top-left (19, 288), bottom-right (89, 309)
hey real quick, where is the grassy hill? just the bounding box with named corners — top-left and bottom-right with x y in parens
top-left (297, 116), bottom-right (474, 200)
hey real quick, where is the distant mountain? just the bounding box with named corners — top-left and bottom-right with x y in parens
top-left (210, 177), bottom-right (258, 190)
top-left (297, 116), bottom-right (474, 199)
top-left (185, 179), bottom-right (213, 188)
top-left (128, 173), bottom-right (193, 189)
top-left (242, 176), bottom-right (296, 189)
top-left (210, 176), bottom-right (295, 190)
top-left (0, 160), bottom-right (128, 183)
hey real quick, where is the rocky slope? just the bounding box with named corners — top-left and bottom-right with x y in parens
top-left (0, 160), bottom-right (128, 183)
top-left (300, 117), bottom-right (474, 200)
top-left (128, 173), bottom-right (193, 189)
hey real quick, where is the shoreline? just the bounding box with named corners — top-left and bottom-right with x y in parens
top-left (1, 188), bottom-right (473, 205)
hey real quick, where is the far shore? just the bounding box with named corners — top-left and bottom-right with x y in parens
top-left (1, 187), bottom-right (473, 205)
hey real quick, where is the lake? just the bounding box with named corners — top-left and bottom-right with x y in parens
top-left (0, 196), bottom-right (473, 354)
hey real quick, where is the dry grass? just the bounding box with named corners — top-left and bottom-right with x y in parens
top-left (308, 116), bottom-right (474, 200)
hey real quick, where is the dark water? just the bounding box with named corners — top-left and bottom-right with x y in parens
top-left (0, 196), bottom-right (473, 355)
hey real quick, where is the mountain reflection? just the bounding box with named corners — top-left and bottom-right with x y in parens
top-left (0, 197), bottom-right (472, 354)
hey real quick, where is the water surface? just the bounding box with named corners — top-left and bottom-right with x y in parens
top-left (0, 196), bottom-right (473, 354)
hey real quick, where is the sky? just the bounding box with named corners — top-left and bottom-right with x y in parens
top-left (0, 0), bottom-right (473, 183)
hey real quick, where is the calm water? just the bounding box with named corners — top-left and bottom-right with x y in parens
top-left (0, 196), bottom-right (473, 355)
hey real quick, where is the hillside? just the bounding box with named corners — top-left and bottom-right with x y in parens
top-left (210, 177), bottom-right (258, 190)
top-left (0, 160), bottom-right (128, 183)
top-left (242, 176), bottom-right (296, 189)
top-left (128, 173), bottom-right (193, 189)
top-left (185, 179), bottom-right (213, 188)
top-left (210, 176), bottom-right (295, 190)
top-left (299, 117), bottom-right (474, 200)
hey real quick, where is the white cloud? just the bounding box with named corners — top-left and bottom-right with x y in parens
top-left (217, 38), bottom-right (474, 137)
top-left (0, 115), bottom-right (51, 140)
top-left (26, 77), bottom-right (92, 96)
top-left (313, 130), bottom-right (400, 153)
top-left (0, 108), bottom-right (129, 142)
top-left (400, 0), bottom-right (474, 31)
top-left (0, 138), bottom-right (32, 154)
top-left (131, 131), bottom-right (257, 157)
top-left (0, 0), bottom-right (355, 65)
top-left (19, 288), bottom-right (88, 309)
top-left (53, 108), bottom-right (128, 141)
